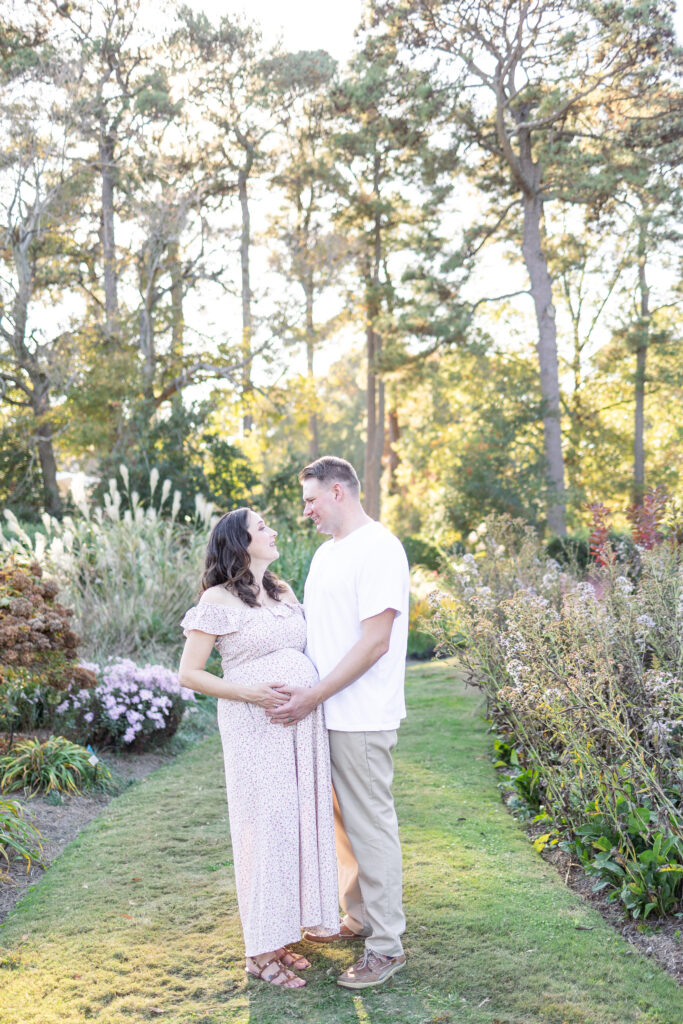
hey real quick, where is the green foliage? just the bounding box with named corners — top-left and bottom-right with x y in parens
top-left (92, 401), bottom-right (257, 521)
top-left (433, 513), bottom-right (683, 918)
top-left (492, 737), bottom-right (542, 819)
top-left (0, 737), bottom-right (112, 797)
top-left (546, 531), bottom-right (639, 572)
top-left (258, 458), bottom-right (309, 530)
top-left (0, 670), bottom-right (65, 737)
top-left (544, 534), bottom-right (591, 571)
top-left (570, 804), bottom-right (683, 919)
top-left (401, 534), bottom-right (443, 571)
top-left (0, 797), bottom-right (43, 878)
top-left (270, 526), bottom-right (323, 601)
top-left (406, 622), bottom-right (436, 660)
top-left (0, 418), bottom-right (45, 523)
top-left (388, 349), bottom-right (551, 543)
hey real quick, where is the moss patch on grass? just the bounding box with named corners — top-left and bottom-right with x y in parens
top-left (0, 662), bottom-right (681, 1024)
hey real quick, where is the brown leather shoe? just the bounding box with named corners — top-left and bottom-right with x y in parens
top-left (336, 948), bottom-right (407, 989)
top-left (302, 923), bottom-right (364, 943)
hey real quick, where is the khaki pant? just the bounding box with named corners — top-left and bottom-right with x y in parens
top-left (329, 729), bottom-right (405, 957)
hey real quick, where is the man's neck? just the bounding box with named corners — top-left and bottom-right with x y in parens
top-left (331, 507), bottom-right (373, 541)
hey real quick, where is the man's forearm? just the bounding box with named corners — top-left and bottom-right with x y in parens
top-left (311, 632), bottom-right (389, 706)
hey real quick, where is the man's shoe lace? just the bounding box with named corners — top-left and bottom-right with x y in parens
top-left (357, 949), bottom-right (390, 971)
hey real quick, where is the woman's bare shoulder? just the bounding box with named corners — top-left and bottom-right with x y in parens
top-left (279, 583), bottom-right (299, 606)
top-left (199, 585), bottom-right (243, 608)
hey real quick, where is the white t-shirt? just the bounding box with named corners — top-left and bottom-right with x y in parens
top-left (303, 520), bottom-right (409, 732)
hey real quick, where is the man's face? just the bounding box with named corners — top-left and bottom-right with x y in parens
top-left (302, 478), bottom-right (338, 535)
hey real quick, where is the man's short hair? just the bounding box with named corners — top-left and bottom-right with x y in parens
top-left (299, 456), bottom-right (360, 494)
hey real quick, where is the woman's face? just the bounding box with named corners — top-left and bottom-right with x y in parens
top-left (245, 510), bottom-right (279, 565)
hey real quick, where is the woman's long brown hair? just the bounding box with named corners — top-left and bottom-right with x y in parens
top-left (201, 508), bottom-right (286, 607)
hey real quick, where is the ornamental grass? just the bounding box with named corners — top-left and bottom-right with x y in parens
top-left (1, 468), bottom-right (212, 663)
top-left (0, 736), bottom-right (113, 797)
top-left (1, 467), bottom-right (325, 663)
top-left (0, 797), bottom-right (43, 877)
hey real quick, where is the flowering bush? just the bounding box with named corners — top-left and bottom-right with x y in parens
top-left (431, 513), bottom-right (683, 918)
top-left (55, 659), bottom-right (195, 752)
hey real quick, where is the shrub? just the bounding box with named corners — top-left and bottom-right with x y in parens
top-left (0, 668), bottom-right (62, 735)
top-left (432, 513), bottom-right (683, 918)
top-left (402, 535), bottom-right (444, 572)
top-left (0, 558), bottom-right (95, 686)
top-left (55, 658), bottom-right (194, 752)
top-left (0, 559), bottom-right (97, 743)
top-left (0, 736), bottom-right (113, 796)
top-left (408, 568), bottom-right (441, 659)
top-left (0, 797), bottom-right (43, 877)
top-left (544, 535), bottom-right (591, 571)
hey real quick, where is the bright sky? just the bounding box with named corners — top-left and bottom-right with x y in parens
top-left (186, 0), bottom-right (364, 62)
top-left (189, 0), bottom-right (683, 55)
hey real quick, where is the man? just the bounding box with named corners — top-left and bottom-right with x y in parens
top-left (268, 455), bottom-right (409, 989)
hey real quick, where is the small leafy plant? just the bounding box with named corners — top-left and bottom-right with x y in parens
top-left (0, 796), bottom-right (43, 876)
top-left (0, 736), bottom-right (113, 796)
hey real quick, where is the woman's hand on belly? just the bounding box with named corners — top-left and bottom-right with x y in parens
top-left (246, 683), bottom-right (291, 710)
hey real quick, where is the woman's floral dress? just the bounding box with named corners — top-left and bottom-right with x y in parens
top-left (180, 599), bottom-right (339, 956)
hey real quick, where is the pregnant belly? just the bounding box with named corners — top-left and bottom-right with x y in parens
top-left (226, 647), bottom-right (319, 690)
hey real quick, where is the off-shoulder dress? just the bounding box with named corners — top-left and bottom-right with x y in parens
top-left (180, 599), bottom-right (339, 956)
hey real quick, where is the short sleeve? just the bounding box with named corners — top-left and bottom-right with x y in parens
top-left (180, 603), bottom-right (242, 638)
top-left (357, 533), bottom-right (409, 622)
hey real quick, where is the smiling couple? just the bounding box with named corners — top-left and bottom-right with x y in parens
top-left (179, 456), bottom-right (410, 991)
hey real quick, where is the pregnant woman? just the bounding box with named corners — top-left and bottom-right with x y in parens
top-left (178, 508), bottom-right (338, 989)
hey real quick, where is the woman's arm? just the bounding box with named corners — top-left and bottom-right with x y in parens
top-left (178, 630), bottom-right (289, 709)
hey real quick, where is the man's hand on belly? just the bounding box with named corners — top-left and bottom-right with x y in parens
top-left (266, 685), bottom-right (319, 725)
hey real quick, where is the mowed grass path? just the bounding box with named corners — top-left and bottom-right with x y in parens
top-left (1, 662), bottom-right (681, 1024)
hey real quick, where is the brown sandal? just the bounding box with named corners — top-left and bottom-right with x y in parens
top-left (277, 947), bottom-right (311, 970)
top-left (245, 954), bottom-right (306, 988)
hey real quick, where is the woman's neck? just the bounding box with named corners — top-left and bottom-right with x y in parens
top-left (250, 562), bottom-right (268, 592)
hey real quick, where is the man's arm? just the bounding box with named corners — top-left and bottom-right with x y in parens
top-left (267, 608), bottom-right (397, 725)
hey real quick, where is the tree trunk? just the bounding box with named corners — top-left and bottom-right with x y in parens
top-left (138, 257), bottom-right (156, 401)
top-left (387, 406), bottom-right (400, 495)
top-left (363, 156), bottom-right (385, 521)
top-left (168, 239), bottom-right (184, 361)
top-left (99, 129), bottom-right (119, 344)
top-left (364, 310), bottom-right (380, 518)
top-left (10, 230), bottom-right (62, 517)
top-left (33, 382), bottom-right (62, 518)
top-left (238, 166), bottom-right (253, 432)
top-left (633, 242), bottom-right (650, 503)
top-left (520, 177), bottom-right (566, 536)
top-left (305, 272), bottom-right (319, 459)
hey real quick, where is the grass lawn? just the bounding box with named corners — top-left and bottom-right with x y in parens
top-left (0, 661), bottom-right (681, 1024)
